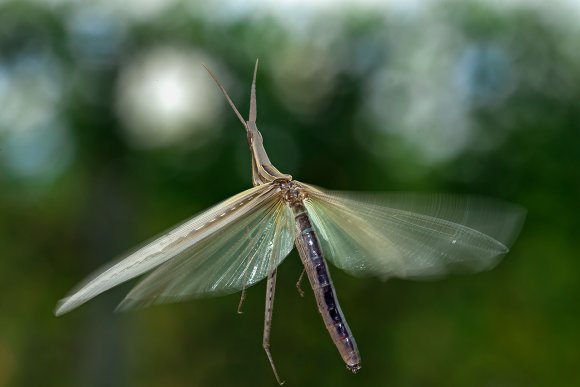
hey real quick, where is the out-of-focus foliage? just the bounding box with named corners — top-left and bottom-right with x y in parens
top-left (0, 0), bottom-right (578, 386)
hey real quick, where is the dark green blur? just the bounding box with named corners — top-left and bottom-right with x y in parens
top-left (0, 1), bottom-right (578, 387)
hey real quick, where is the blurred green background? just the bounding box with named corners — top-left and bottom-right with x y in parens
top-left (1, 0), bottom-right (579, 386)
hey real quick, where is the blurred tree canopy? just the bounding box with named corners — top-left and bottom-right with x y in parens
top-left (0, 1), bottom-right (579, 386)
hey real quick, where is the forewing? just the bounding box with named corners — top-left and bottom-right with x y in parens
top-left (117, 195), bottom-right (294, 310)
top-left (55, 183), bottom-right (293, 315)
top-left (303, 186), bottom-right (525, 279)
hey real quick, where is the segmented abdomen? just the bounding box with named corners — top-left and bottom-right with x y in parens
top-left (291, 202), bottom-right (361, 372)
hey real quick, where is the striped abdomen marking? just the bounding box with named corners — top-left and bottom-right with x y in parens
top-left (291, 203), bottom-right (361, 372)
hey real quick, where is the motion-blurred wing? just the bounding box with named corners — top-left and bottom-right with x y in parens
top-left (303, 186), bottom-right (525, 279)
top-left (55, 183), bottom-right (294, 315)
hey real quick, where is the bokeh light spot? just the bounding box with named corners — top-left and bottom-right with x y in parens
top-left (0, 49), bottom-right (73, 183)
top-left (115, 47), bottom-right (223, 149)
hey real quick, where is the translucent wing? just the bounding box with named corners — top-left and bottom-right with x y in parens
top-left (55, 183), bottom-right (295, 315)
top-left (118, 194), bottom-right (294, 310)
top-left (303, 186), bottom-right (525, 279)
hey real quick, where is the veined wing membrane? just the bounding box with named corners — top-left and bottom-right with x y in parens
top-left (55, 183), bottom-right (294, 315)
top-left (118, 194), bottom-right (294, 310)
top-left (304, 187), bottom-right (525, 279)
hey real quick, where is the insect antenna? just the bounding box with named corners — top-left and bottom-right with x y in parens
top-left (249, 58), bottom-right (258, 123)
top-left (202, 63), bottom-right (251, 129)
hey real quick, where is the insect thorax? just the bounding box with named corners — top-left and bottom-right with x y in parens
top-left (277, 180), bottom-right (306, 206)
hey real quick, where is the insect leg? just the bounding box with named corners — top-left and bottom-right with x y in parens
top-left (237, 286), bottom-right (246, 314)
top-left (263, 268), bottom-right (284, 385)
top-left (295, 268), bottom-right (306, 297)
top-left (237, 226), bottom-right (259, 314)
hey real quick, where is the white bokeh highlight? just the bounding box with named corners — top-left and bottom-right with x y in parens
top-left (115, 48), bottom-right (223, 149)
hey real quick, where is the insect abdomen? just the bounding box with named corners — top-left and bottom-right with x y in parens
top-left (292, 203), bottom-right (361, 372)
